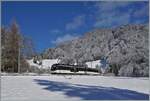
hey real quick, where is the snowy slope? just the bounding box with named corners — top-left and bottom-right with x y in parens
top-left (41, 59), bottom-right (59, 69)
top-left (27, 59), bottom-right (39, 67)
top-left (27, 59), bottom-right (58, 69)
top-left (1, 76), bottom-right (149, 101)
top-left (85, 60), bottom-right (101, 68)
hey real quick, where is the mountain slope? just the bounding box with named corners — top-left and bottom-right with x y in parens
top-left (42, 24), bottom-right (149, 77)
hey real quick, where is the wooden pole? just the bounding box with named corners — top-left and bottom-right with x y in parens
top-left (18, 44), bottom-right (20, 73)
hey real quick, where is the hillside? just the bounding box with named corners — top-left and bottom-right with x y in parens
top-left (41, 24), bottom-right (149, 77)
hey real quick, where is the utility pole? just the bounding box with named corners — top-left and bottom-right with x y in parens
top-left (18, 43), bottom-right (20, 73)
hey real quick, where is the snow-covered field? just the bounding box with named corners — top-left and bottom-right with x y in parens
top-left (1, 75), bottom-right (149, 101)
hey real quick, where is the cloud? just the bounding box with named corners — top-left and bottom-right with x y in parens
top-left (93, 2), bottom-right (133, 28)
top-left (95, 1), bottom-right (131, 12)
top-left (52, 34), bottom-right (79, 44)
top-left (94, 11), bottom-right (131, 28)
top-left (66, 15), bottom-right (85, 31)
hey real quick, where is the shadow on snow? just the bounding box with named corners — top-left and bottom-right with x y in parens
top-left (34, 79), bottom-right (149, 100)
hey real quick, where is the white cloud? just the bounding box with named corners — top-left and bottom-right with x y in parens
top-left (95, 1), bottom-right (131, 12)
top-left (94, 12), bottom-right (131, 28)
top-left (52, 34), bottom-right (79, 44)
top-left (66, 15), bottom-right (85, 31)
top-left (94, 1), bottom-right (132, 28)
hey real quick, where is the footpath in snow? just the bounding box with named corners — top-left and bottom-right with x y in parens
top-left (1, 75), bottom-right (149, 101)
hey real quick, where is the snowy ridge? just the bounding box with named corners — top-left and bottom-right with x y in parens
top-left (41, 25), bottom-right (149, 77)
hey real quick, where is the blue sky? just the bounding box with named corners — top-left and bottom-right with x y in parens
top-left (2, 1), bottom-right (149, 53)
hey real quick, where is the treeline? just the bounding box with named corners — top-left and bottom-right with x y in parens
top-left (1, 21), bottom-right (35, 73)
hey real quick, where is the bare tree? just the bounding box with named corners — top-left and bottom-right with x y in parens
top-left (1, 20), bottom-right (32, 73)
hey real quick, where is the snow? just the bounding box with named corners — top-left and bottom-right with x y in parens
top-left (27, 59), bottom-right (59, 69)
top-left (28, 59), bottom-right (102, 69)
top-left (85, 60), bottom-right (101, 68)
top-left (27, 59), bottom-right (39, 67)
top-left (1, 75), bottom-right (149, 101)
top-left (41, 59), bottom-right (59, 69)
top-left (27, 59), bottom-right (102, 74)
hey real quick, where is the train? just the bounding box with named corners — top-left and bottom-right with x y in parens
top-left (51, 63), bottom-right (100, 73)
